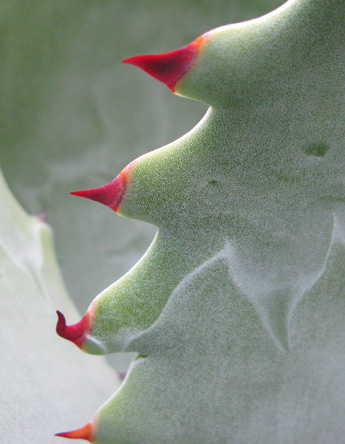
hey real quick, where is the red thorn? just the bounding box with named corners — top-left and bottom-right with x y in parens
top-left (70, 162), bottom-right (134, 212)
top-left (55, 422), bottom-right (95, 442)
top-left (56, 310), bottom-right (91, 349)
top-left (123, 35), bottom-right (207, 92)
top-left (70, 177), bottom-right (124, 211)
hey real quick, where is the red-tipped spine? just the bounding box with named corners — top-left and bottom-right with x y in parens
top-left (56, 310), bottom-right (92, 349)
top-left (70, 162), bottom-right (134, 212)
top-left (123, 34), bottom-right (207, 92)
top-left (55, 421), bottom-right (95, 442)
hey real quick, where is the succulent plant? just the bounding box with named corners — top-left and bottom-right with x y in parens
top-left (55, 0), bottom-right (345, 442)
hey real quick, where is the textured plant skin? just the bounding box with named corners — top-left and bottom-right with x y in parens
top-left (56, 0), bottom-right (345, 442)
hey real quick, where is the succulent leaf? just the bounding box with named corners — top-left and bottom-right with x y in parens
top-left (56, 0), bottom-right (345, 442)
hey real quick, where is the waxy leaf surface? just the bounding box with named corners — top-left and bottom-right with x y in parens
top-left (58, 0), bottom-right (345, 443)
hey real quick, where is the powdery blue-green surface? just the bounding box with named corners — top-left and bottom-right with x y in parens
top-left (0, 169), bottom-right (120, 443)
top-left (62, 0), bottom-right (345, 442)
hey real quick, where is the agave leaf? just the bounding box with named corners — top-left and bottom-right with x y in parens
top-left (0, 169), bottom-right (120, 443)
top-left (56, 0), bottom-right (345, 442)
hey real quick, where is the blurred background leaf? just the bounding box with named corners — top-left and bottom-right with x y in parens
top-left (0, 168), bottom-right (120, 443)
top-left (0, 0), bottom-right (284, 370)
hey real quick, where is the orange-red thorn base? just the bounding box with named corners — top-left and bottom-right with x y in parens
top-left (55, 422), bottom-right (95, 442)
top-left (56, 310), bottom-right (90, 349)
top-left (123, 35), bottom-right (206, 92)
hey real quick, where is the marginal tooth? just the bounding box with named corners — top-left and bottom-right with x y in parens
top-left (123, 35), bottom-right (207, 92)
top-left (55, 421), bottom-right (95, 442)
top-left (70, 162), bottom-right (133, 212)
top-left (56, 310), bottom-right (91, 349)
